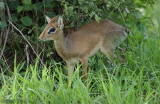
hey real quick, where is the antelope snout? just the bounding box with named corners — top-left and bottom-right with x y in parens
top-left (38, 34), bottom-right (44, 40)
top-left (38, 35), bottom-right (48, 41)
top-left (38, 36), bottom-right (42, 40)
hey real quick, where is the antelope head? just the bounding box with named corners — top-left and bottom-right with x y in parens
top-left (38, 16), bottom-right (64, 41)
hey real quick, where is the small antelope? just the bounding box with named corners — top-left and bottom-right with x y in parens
top-left (38, 16), bottom-right (128, 85)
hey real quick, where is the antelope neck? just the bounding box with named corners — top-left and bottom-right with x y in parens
top-left (54, 32), bottom-right (69, 60)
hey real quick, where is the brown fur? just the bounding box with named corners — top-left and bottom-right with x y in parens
top-left (38, 16), bottom-right (128, 86)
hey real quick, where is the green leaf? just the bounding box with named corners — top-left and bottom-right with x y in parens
top-left (23, 4), bottom-right (34, 11)
top-left (23, 0), bottom-right (31, 5)
top-left (0, 59), bottom-right (3, 64)
top-left (12, 16), bottom-right (18, 22)
top-left (95, 14), bottom-right (100, 23)
top-left (47, 52), bottom-right (53, 57)
top-left (48, 12), bottom-right (55, 18)
top-left (35, 3), bottom-right (43, 13)
top-left (0, 2), bottom-right (4, 10)
top-left (125, 8), bottom-right (130, 13)
top-left (8, 1), bottom-right (19, 11)
top-left (0, 21), bottom-right (7, 28)
top-left (21, 16), bottom-right (32, 26)
top-left (28, 29), bottom-right (32, 34)
top-left (17, 6), bottom-right (23, 13)
top-left (0, 12), bottom-right (3, 17)
top-left (43, 0), bottom-right (56, 8)
top-left (89, 12), bottom-right (95, 18)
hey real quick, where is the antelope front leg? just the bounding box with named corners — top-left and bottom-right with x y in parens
top-left (81, 57), bottom-right (88, 86)
top-left (67, 64), bottom-right (74, 85)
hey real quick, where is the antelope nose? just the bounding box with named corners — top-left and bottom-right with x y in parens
top-left (38, 35), bottom-right (43, 40)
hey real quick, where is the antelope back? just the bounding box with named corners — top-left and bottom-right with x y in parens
top-left (38, 16), bottom-right (64, 41)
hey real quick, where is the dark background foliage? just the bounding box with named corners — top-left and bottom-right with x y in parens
top-left (0, 0), bottom-right (157, 72)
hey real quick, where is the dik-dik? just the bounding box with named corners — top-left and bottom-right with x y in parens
top-left (38, 16), bottom-right (128, 85)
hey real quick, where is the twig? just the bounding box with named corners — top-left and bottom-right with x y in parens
top-left (117, 6), bottom-right (129, 51)
top-left (6, 3), bottom-right (12, 21)
top-left (0, 2), bottom-right (13, 59)
top-left (117, 7), bottom-right (126, 28)
top-left (0, 24), bottom-right (10, 59)
top-left (9, 20), bottom-right (44, 65)
top-left (25, 44), bottom-right (29, 68)
top-left (6, 3), bottom-right (13, 31)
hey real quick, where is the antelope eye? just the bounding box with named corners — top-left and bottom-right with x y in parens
top-left (48, 27), bottom-right (56, 34)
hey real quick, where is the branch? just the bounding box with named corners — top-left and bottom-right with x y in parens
top-left (9, 20), bottom-right (44, 65)
top-left (0, 24), bottom-right (10, 59)
top-left (0, 2), bottom-right (14, 59)
top-left (0, 3), bottom-right (11, 59)
top-left (117, 7), bottom-right (126, 28)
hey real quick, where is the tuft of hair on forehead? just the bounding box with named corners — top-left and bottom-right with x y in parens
top-left (50, 17), bottom-right (59, 23)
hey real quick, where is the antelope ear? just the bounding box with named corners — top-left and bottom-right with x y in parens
top-left (45, 15), bottom-right (51, 23)
top-left (58, 16), bottom-right (64, 30)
